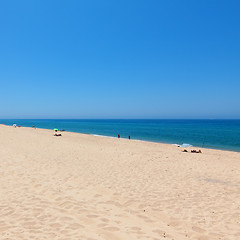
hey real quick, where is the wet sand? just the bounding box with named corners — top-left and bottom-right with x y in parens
top-left (0, 124), bottom-right (240, 240)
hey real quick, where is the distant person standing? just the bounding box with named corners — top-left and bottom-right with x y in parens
top-left (118, 134), bottom-right (120, 138)
top-left (129, 136), bottom-right (130, 140)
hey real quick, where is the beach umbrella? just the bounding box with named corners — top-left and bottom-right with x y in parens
top-left (53, 128), bottom-right (59, 131)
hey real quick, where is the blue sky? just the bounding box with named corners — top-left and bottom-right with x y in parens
top-left (0, 0), bottom-right (240, 119)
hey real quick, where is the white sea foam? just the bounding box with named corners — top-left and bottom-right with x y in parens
top-left (92, 134), bottom-right (116, 139)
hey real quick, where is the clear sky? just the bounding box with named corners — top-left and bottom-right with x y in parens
top-left (0, 0), bottom-right (240, 119)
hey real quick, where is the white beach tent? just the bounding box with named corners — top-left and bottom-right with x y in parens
top-left (180, 143), bottom-right (192, 148)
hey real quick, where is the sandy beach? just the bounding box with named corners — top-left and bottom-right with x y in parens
top-left (0, 124), bottom-right (240, 240)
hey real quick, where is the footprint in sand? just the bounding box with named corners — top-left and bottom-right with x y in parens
top-left (192, 226), bottom-right (206, 233)
top-left (49, 223), bottom-right (62, 228)
top-left (98, 223), bottom-right (108, 227)
top-left (67, 223), bottom-right (84, 230)
top-left (132, 227), bottom-right (142, 231)
top-left (103, 227), bottom-right (120, 231)
top-left (100, 218), bottom-right (109, 223)
top-left (86, 215), bottom-right (99, 218)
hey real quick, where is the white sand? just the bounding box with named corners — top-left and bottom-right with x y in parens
top-left (0, 124), bottom-right (240, 240)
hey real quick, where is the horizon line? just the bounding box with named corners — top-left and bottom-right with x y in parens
top-left (1, 118), bottom-right (240, 120)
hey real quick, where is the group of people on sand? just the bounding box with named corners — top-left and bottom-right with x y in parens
top-left (118, 134), bottom-right (131, 139)
top-left (54, 129), bottom-right (65, 137)
top-left (12, 124), bottom-right (64, 138)
top-left (183, 149), bottom-right (202, 153)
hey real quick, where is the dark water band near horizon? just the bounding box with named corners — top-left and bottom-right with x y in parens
top-left (1, 119), bottom-right (240, 152)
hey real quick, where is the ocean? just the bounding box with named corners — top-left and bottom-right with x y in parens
top-left (1, 119), bottom-right (240, 152)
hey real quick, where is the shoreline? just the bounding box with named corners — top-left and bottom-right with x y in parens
top-left (1, 123), bottom-right (240, 154)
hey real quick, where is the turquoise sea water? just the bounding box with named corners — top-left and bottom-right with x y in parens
top-left (1, 119), bottom-right (240, 152)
